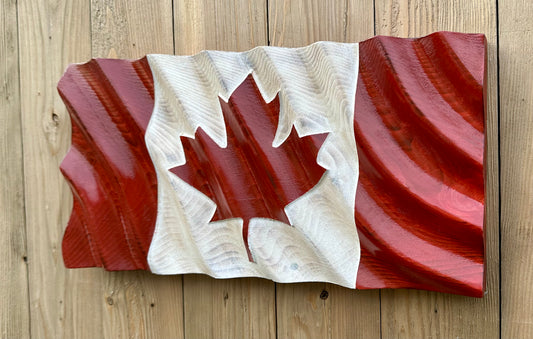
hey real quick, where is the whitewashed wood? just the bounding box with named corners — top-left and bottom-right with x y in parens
top-left (145, 43), bottom-right (360, 288)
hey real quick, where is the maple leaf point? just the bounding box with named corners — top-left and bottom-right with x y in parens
top-left (170, 75), bottom-right (328, 259)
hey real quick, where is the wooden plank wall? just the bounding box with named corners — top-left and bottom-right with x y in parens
top-left (500, 0), bottom-right (533, 338)
top-left (1, 1), bottom-right (30, 338)
top-left (3, 0), bottom-right (533, 338)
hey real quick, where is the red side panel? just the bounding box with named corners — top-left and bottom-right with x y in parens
top-left (354, 32), bottom-right (486, 297)
top-left (59, 58), bottom-right (157, 270)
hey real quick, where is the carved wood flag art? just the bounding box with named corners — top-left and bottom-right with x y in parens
top-left (58, 32), bottom-right (487, 297)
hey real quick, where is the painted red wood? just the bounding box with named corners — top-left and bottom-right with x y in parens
top-left (58, 57), bottom-right (157, 270)
top-left (59, 32), bottom-right (486, 296)
top-left (353, 32), bottom-right (486, 297)
top-left (170, 75), bottom-right (327, 259)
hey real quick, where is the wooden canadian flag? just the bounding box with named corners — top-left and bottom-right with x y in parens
top-left (58, 32), bottom-right (486, 297)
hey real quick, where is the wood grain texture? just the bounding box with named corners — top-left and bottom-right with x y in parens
top-left (375, 0), bottom-right (499, 338)
top-left (89, 1), bottom-right (183, 338)
top-left (101, 272), bottom-right (183, 339)
top-left (173, 1), bottom-right (276, 338)
top-left (174, 0), bottom-right (267, 53)
top-left (268, 0), bottom-right (375, 47)
top-left (499, 0), bottom-right (533, 337)
top-left (91, 0), bottom-right (174, 58)
top-left (146, 44), bottom-right (360, 286)
top-left (268, 1), bottom-right (380, 338)
top-left (17, 0), bottom-right (107, 338)
top-left (276, 284), bottom-right (380, 339)
top-left (183, 275), bottom-right (275, 339)
top-left (183, 276), bottom-right (276, 339)
top-left (0, 0), bottom-right (30, 338)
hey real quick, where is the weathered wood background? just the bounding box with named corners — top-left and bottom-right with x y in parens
top-left (1, 0), bottom-right (529, 338)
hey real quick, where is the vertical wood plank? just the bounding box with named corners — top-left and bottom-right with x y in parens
top-left (173, 1), bottom-right (276, 338)
top-left (183, 276), bottom-right (276, 339)
top-left (269, 0), bottom-right (375, 47)
top-left (269, 1), bottom-right (381, 338)
top-left (0, 0), bottom-right (30, 338)
top-left (91, 0), bottom-right (174, 58)
top-left (375, 1), bottom-right (500, 338)
top-left (89, 1), bottom-right (183, 338)
top-left (100, 272), bottom-right (183, 339)
top-left (500, 0), bottom-right (533, 337)
top-left (17, 1), bottom-right (106, 338)
top-left (174, 0), bottom-right (267, 53)
top-left (276, 283), bottom-right (380, 339)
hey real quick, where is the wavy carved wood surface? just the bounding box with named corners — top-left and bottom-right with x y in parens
top-left (58, 57), bottom-right (157, 270)
top-left (354, 32), bottom-right (486, 297)
top-left (145, 43), bottom-right (360, 287)
top-left (58, 32), bottom-right (486, 297)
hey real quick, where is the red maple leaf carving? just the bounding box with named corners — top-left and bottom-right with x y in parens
top-left (170, 75), bottom-right (328, 260)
